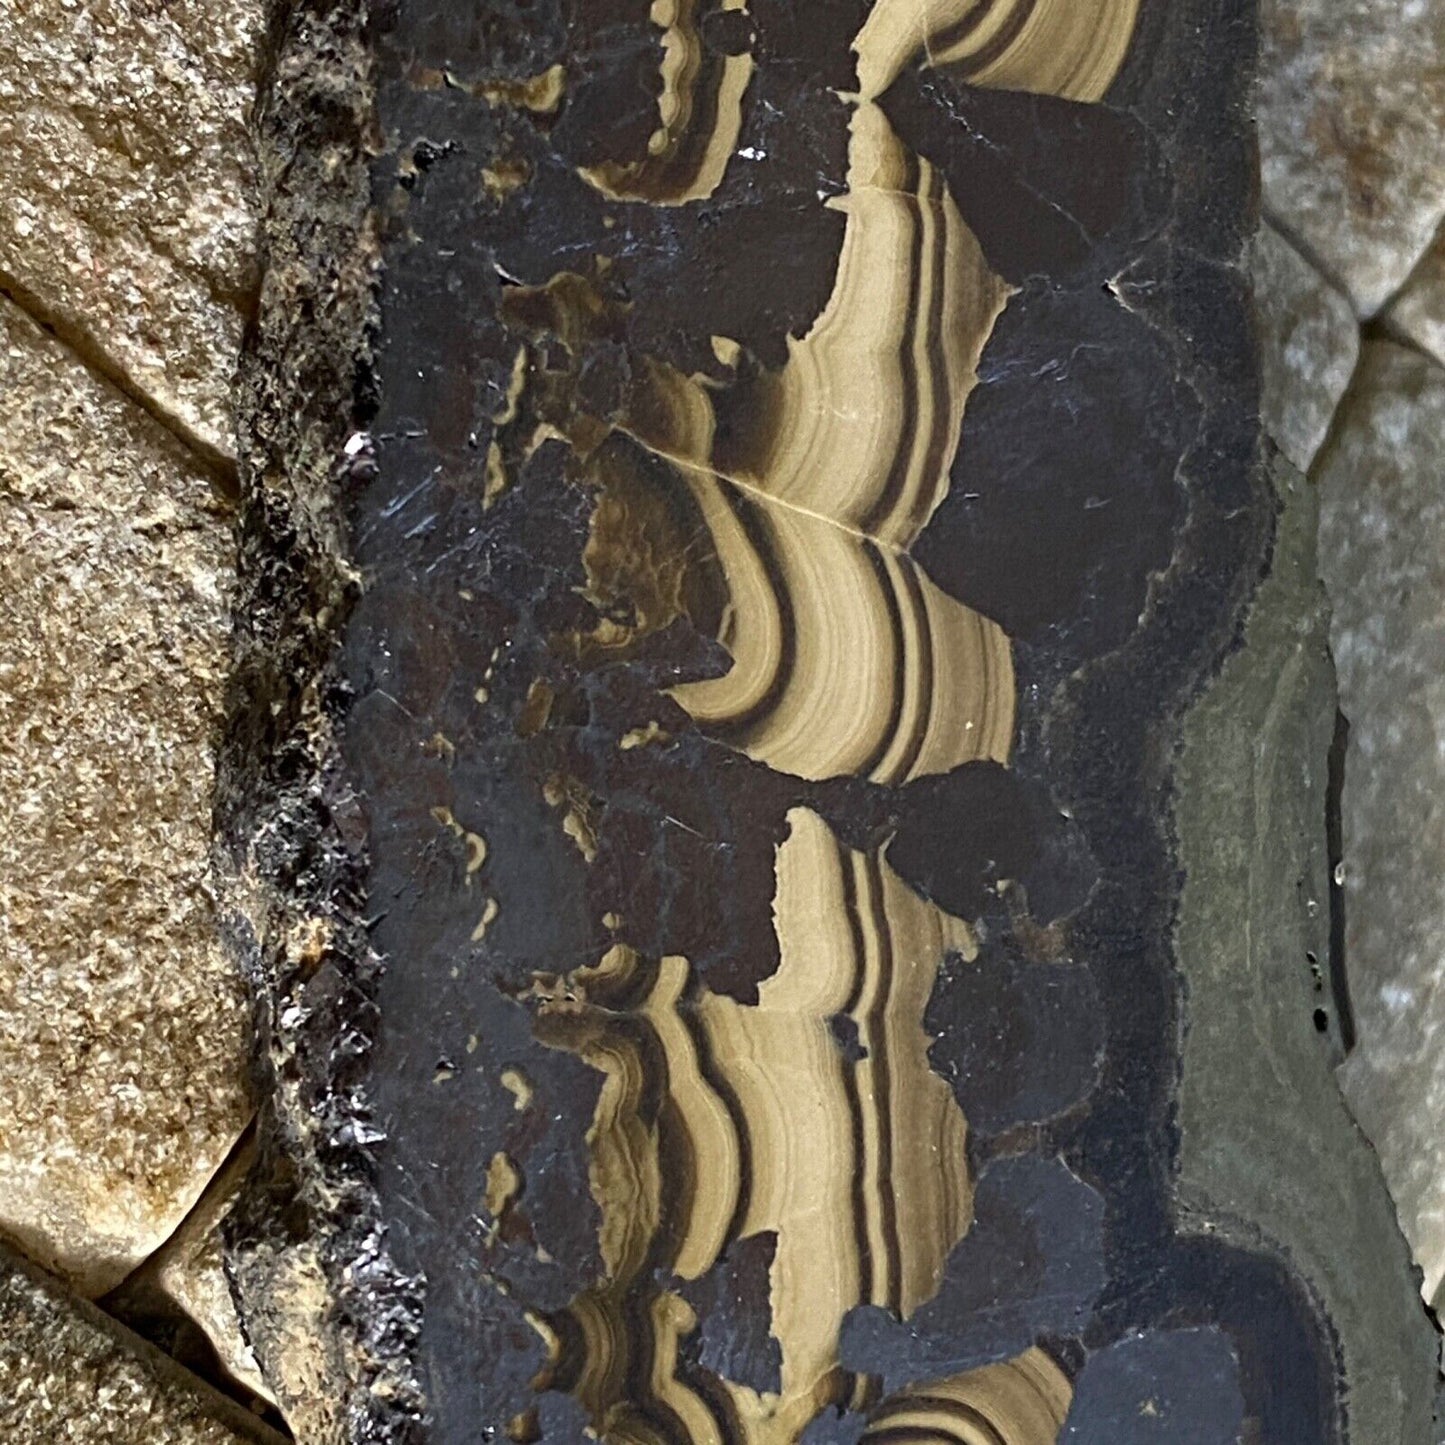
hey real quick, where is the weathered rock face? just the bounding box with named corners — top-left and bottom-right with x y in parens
top-left (106, 1133), bottom-right (275, 1411)
top-left (1250, 222), bottom-right (1359, 473)
top-left (216, 2), bottom-right (420, 1436)
top-left (0, 0), bottom-right (264, 461)
top-left (1258, 0), bottom-right (1445, 316)
top-left (225, 0), bottom-right (1440, 1441)
top-left (0, 295), bottom-right (251, 1298)
top-left (1175, 451), bottom-right (1438, 1441)
top-left (1317, 340), bottom-right (1445, 1309)
top-left (1252, 0), bottom-right (1445, 1341)
top-left (1383, 225), bottom-right (1445, 369)
top-left (0, 1244), bottom-right (285, 1445)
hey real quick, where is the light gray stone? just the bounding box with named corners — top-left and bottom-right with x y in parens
top-left (107, 1135), bottom-right (275, 1411)
top-left (1175, 451), bottom-right (1438, 1443)
top-left (1383, 223), bottom-right (1445, 369)
top-left (1259, 0), bottom-right (1445, 317)
top-left (1316, 339), bottom-right (1445, 1306)
top-left (0, 295), bottom-right (251, 1298)
top-left (1250, 222), bottom-right (1360, 473)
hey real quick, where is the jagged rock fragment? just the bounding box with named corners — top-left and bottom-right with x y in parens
top-left (105, 1134), bottom-right (275, 1412)
top-left (1382, 224), bottom-right (1445, 368)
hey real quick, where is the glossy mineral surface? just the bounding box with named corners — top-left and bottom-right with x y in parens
top-left (228, 0), bottom-right (1441, 1440)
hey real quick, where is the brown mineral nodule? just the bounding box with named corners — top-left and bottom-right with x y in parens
top-left (0, 295), bottom-right (251, 1297)
top-left (1259, 0), bottom-right (1445, 315)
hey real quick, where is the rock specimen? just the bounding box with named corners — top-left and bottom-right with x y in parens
top-left (1249, 222), bottom-right (1359, 473)
top-left (0, 295), bottom-right (251, 1298)
top-left (1258, 0), bottom-right (1445, 316)
top-left (0, 0), bottom-right (264, 462)
top-left (1383, 225), bottom-right (1445, 369)
top-left (0, 1243), bottom-right (285, 1445)
top-left (105, 1132), bottom-right (275, 1411)
top-left (225, 0), bottom-right (1441, 1441)
top-left (1176, 452), bottom-right (1438, 1438)
top-left (1317, 340), bottom-right (1445, 1311)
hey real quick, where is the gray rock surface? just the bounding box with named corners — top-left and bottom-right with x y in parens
top-left (1317, 340), bottom-right (1445, 1308)
top-left (1175, 450), bottom-right (1439, 1442)
top-left (0, 1243), bottom-right (284, 1445)
top-left (0, 294), bottom-right (251, 1298)
top-left (1383, 225), bottom-right (1445, 368)
top-left (1250, 222), bottom-right (1360, 472)
top-left (1259, 0), bottom-right (1445, 316)
top-left (0, 0), bottom-right (264, 461)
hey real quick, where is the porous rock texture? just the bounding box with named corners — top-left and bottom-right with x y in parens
top-left (0, 293), bottom-right (251, 1298)
top-left (1249, 221), bottom-right (1359, 471)
top-left (0, 1243), bottom-right (285, 1445)
top-left (1317, 340), bottom-right (1445, 1308)
top-left (217, 1), bottom-right (427, 1438)
top-left (1258, 0), bottom-right (1445, 316)
top-left (0, 0), bottom-right (265, 462)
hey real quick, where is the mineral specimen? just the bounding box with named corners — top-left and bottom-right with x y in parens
top-left (225, 1), bottom-right (1441, 1440)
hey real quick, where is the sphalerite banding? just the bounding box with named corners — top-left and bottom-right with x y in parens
top-left (223, 0), bottom-right (1442, 1441)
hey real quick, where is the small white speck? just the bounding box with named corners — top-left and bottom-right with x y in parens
top-left (1381, 984), bottom-right (1416, 1015)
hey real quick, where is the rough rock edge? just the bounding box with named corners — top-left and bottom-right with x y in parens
top-left (0, 1242), bottom-right (288, 1445)
top-left (216, 1), bottom-right (425, 1440)
top-left (1172, 448), bottom-right (1443, 1442)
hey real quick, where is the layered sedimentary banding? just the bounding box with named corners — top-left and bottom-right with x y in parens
top-left (485, 2), bottom-right (1144, 1440)
top-left (655, 460), bottom-right (1016, 785)
top-left (854, 0), bottom-right (1142, 103)
top-left (580, 103), bottom-right (1016, 785)
top-left (860, 1349), bottom-right (1073, 1445)
top-left (523, 809), bottom-right (978, 1442)
top-left (620, 105), bottom-right (1007, 554)
top-left (580, 0), bottom-right (754, 205)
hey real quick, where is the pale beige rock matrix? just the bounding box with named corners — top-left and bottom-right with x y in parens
top-left (0, 296), bottom-right (250, 1298)
top-left (0, 0), bottom-right (265, 460)
top-left (0, 1245), bottom-right (283, 1445)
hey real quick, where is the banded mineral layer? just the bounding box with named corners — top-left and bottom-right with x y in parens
top-left (223, 0), bottom-right (1441, 1441)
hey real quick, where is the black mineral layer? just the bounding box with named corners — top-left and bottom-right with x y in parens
top-left (224, 0), bottom-right (1442, 1441)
